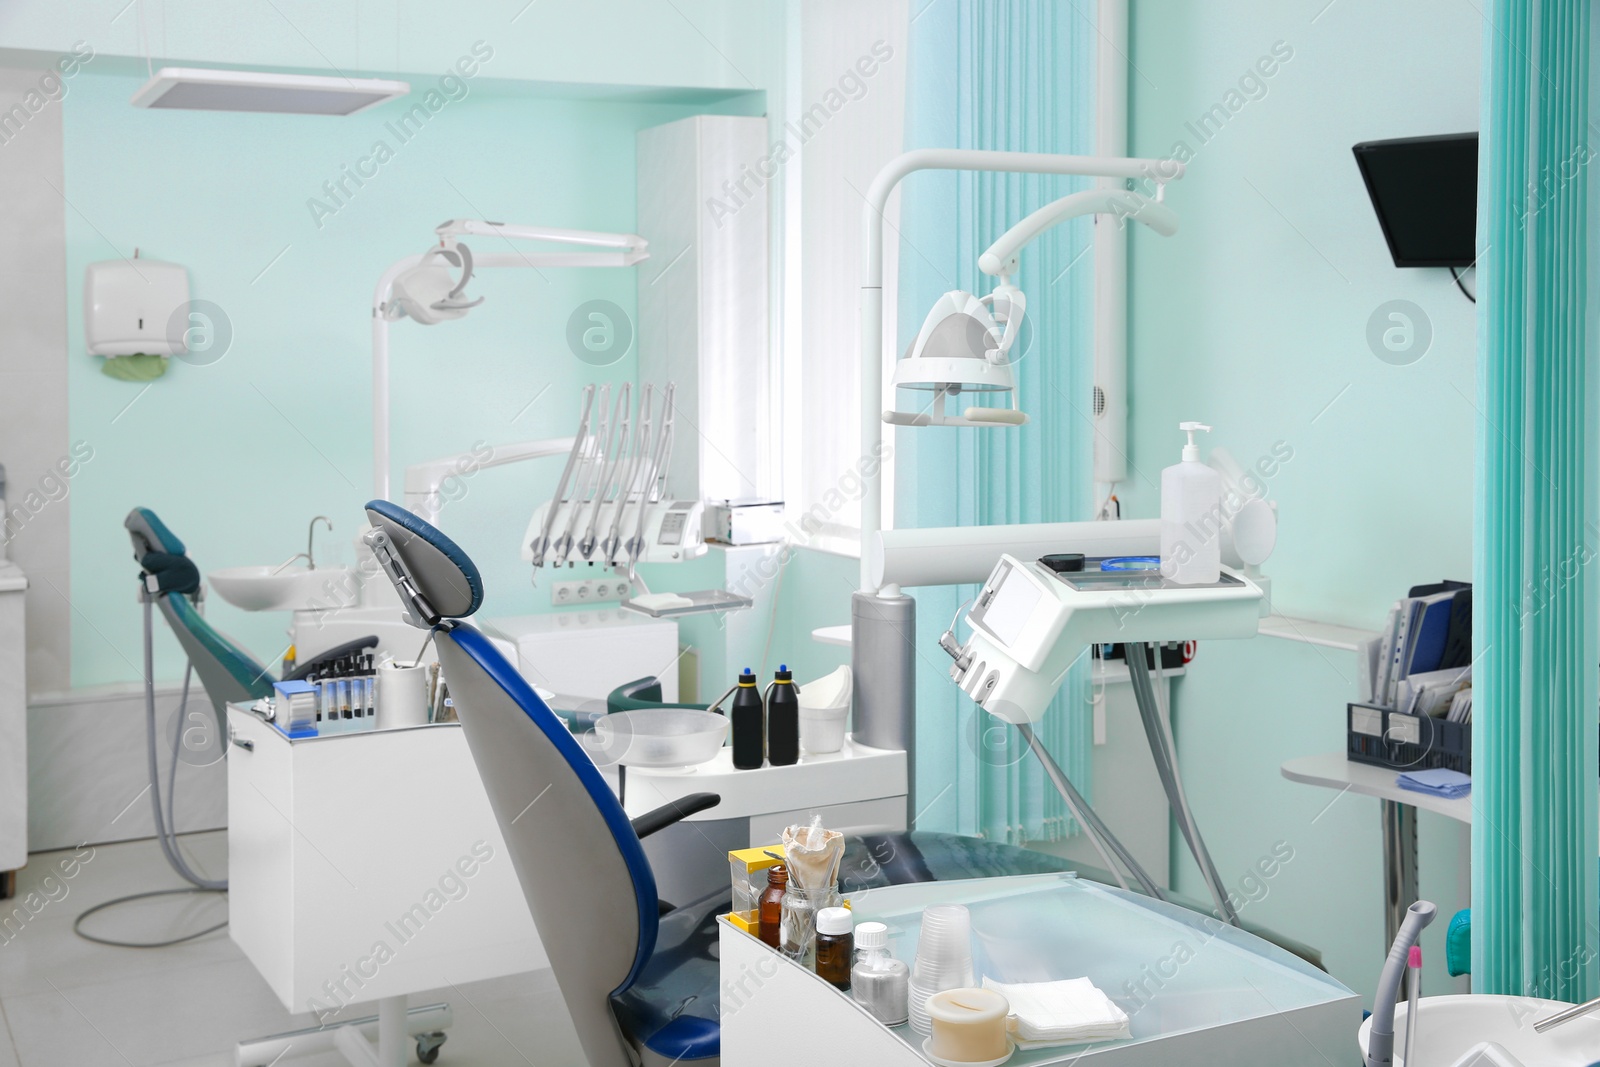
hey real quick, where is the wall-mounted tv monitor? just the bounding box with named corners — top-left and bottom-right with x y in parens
top-left (1352, 132), bottom-right (1478, 268)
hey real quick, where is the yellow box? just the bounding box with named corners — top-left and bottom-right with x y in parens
top-left (729, 844), bottom-right (786, 927)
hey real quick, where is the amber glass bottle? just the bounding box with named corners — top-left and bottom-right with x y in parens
top-left (757, 865), bottom-right (787, 947)
top-left (814, 907), bottom-right (854, 990)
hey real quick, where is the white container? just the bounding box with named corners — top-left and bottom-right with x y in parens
top-left (798, 665), bottom-right (852, 755)
top-left (800, 705), bottom-right (849, 755)
top-left (375, 659), bottom-right (428, 729)
top-left (1159, 421), bottom-right (1222, 585)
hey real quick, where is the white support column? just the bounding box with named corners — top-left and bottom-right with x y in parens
top-left (1093, 0), bottom-right (1130, 490)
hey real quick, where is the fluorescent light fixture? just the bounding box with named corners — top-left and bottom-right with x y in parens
top-left (131, 67), bottom-right (410, 116)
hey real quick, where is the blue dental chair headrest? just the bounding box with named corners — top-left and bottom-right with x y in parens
top-left (363, 499), bottom-right (483, 623)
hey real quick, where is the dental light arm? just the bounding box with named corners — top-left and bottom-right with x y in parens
top-left (372, 219), bottom-right (648, 501)
top-left (977, 188), bottom-right (1178, 281)
top-left (403, 437), bottom-right (576, 527)
top-left (857, 150), bottom-right (1183, 591)
top-left (430, 219), bottom-right (649, 269)
top-left (883, 185), bottom-right (1180, 431)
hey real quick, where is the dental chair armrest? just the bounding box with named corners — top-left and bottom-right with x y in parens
top-left (630, 793), bottom-right (720, 840)
top-left (608, 676), bottom-right (709, 715)
top-left (286, 635), bottom-right (380, 681)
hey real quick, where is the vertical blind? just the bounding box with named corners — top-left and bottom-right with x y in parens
top-left (1472, 0), bottom-right (1599, 1001)
top-left (896, 0), bottom-right (1096, 841)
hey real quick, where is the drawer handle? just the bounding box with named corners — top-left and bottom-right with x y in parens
top-left (231, 735), bottom-right (255, 753)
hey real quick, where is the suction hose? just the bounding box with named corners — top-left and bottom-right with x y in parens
top-left (1015, 721), bottom-right (1166, 900)
top-left (142, 595), bottom-right (225, 890)
top-left (1365, 899), bottom-right (1437, 1067)
top-left (1125, 645), bottom-right (1239, 926)
top-left (73, 596), bottom-right (227, 948)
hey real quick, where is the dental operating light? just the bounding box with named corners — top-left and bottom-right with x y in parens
top-left (884, 186), bottom-right (1179, 429)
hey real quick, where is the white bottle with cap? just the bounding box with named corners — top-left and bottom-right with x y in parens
top-left (1160, 421), bottom-right (1222, 585)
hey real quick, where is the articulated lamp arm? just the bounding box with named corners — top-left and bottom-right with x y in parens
top-left (977, 188), bottom-right (1179, 281)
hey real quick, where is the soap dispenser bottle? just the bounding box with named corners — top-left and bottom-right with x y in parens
top-left (1160, 421), bottom-right (1222, 585)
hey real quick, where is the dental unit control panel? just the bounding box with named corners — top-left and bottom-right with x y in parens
top-left (948, 553), bottom-right (1263, 725)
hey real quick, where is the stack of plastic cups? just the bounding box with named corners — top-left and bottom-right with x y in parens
top-left (908, 904), bottom-right (975, 1036)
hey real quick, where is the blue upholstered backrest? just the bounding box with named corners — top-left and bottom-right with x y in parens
top-left (360, 500), bottom-right (658, 1002)
top-left (444, 625), bottom-right (660, 991)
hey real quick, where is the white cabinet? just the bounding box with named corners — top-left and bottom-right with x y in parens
top-left (637, 114), bottom-right (774, 503)
top-left (0, 561), bottom-right (24, 879)
top-left (484, 610), bottom-right (680, 701)
top-left (226, 707), bottom-right (542, 1014)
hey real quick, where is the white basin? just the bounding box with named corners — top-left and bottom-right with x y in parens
top-left (1357, 994), bottom-right (1600, 1066)
top-left (209, 565), bottom-right (358, 612)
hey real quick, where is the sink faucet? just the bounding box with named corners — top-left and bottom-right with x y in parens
top-left (305, 516), bottom-right (332, 571)
top-left (273, 516), bottom-right (333, 574)
top-left (1366, 900), bottom-right (1436, 1067)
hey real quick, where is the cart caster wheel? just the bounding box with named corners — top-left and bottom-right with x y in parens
top-left (416, 1031), bottom-right (446, 1064)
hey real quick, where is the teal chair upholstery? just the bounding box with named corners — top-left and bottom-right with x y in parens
top-left (126, 508), bottom-right (275, 730)
top-left (125, 507), bottom-right (376, 731)
top-left (607, 676), bottom-right (707, 715)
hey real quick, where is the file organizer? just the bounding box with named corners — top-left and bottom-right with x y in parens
top-left (1347, 701), bottom-right (1471, 774)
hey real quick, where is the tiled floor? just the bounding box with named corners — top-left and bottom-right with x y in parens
top-left (0, 832), bottom-right (583, 1066)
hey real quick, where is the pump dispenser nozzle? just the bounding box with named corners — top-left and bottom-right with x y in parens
top-left (1178, 421), bottom-right (1212, 462)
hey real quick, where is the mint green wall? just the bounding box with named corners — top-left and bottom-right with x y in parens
top-left (62, 69), bottom-right (761, 686)
top-left (1128, 0), bottom-right (1477, 1002)
top-left (768, 548), bottom-right (854, 683)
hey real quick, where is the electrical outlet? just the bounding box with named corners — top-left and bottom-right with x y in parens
top-left (551, 577), bottom-right (631, 606)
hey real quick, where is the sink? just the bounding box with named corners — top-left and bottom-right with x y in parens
top-left (209, 565), bottom-right (359, 612)
top-left (1357, 994), bottom-right (1600, 1066)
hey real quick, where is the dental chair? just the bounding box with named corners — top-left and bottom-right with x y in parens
top-left (363, 499), bottom-right (728, 1066)
top-left (115, 507), bottom-right (379, 932)
top-left (126, 507), bottom-right (377, 733)
top-left (360, 499), bottom-right (1328, 1066)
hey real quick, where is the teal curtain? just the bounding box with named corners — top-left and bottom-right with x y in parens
top-left (1472, 0), bottom-right (1600, 1000)
top-left (895, 0), bottom-right (1096, 842)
